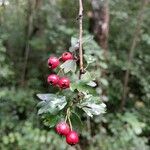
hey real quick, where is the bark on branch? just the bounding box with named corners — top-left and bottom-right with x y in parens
top-left (79, 0), bottom-right (84, 79)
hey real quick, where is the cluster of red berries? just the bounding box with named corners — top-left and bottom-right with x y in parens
top-left (47, 52), bottom-right (73, 89)
top-left (47, 52), bottom-right (79, 145)
top-left (56, 122), bottom-right (79, 145)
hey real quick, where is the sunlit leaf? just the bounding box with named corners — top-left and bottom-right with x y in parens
top-left (77, 94), bottom-right (106, 117)
top-left (100, 78), bottom-right (109, 86)
top-left (70, 81), bottom-right (95, 93)
top-left (37, 94), bottom-right (67, 115)
top-left (69, 37), bottom-right (79, 52)
top-left (87, 81), bottom-right (97, 87)
top-left (84, 54), bottom-right (96, 64)
top-left (60, 60), bottom-right (77, 73)
top-left (81, 71), bottom-right (93, 82)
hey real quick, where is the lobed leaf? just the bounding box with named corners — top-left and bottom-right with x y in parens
top-left (69, 37), bottom-right (79, 52)
top-left (60, 60), bottom-right (77, 73)
top-left (37, 94), bottom-right (67, 115)
top-left (77, 94), bottom-right (106, 117)
top-left (84, 54), bottom-right (96, 64)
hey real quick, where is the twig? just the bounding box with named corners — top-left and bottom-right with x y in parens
top-left (79, 0), bottom-right (84, 79)
top-left (120, 0), bottom-right (148, 111)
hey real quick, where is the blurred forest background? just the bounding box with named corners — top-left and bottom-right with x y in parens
top-left (0, 0), bottom-right (150, 150)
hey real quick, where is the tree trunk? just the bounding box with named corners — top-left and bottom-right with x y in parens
top-left (90, 0), bottom-right (109, 55)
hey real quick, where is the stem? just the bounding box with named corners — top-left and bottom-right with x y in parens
top-left (65, 115), bottom-right (68, 122)
top-left (66, 107), bottom-right (73, 130)
top-left (68, 115), bottom-right (73, 131)
top-left (57, 68), bottom-right (64, 76)
top-left (79, 0), bottom-right (84, 79)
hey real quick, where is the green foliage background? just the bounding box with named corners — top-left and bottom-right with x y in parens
top-left (0, 0), bottom-right (150, 150)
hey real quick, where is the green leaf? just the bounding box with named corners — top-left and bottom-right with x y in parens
top-left (83, 39), bottom-right (101, 54)
top-left (43, 114), bottom-right (62, 128)
top-left (60, 60), bottom-right (77, 73)
top-left (100, 62), bottom-right (108, 69)
top-left (70, 112), bottom-right (83, 131)
top-left (84, 54), bottom-right (96, 64)
top-left (80, 72), bottom-right (97, 87)
top-left (81, 71), bottom-right (93, 82)
top-left (69, 37), bottom-right (79, 52)
top-left (71, 37), bottom-right (78, 46)
top-left (141, 34), bottom-right (150, 45)
top-left (121, 112), bottom-right (145, 135)
top-left (70, 82), bottom-right (87, 92)
top-left (100, 78), bottom-right (109, 87)
top-left (87, 81), bottom-right (97, 87)
top-left (82, 35), bottom-right (94, 44)
top-left (37, 94), bottom-right (67, 115)
top-left (77, 94), bottom-right (106, 117)
top-left (70, 81), bottom-right (95, 93)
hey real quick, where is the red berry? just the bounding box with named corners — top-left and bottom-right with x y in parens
top-left (61, 52), bottom-right (73, 62)
top-left (47, 74), bottom-right (59, 86)
top-left (58, 77), bottom-right (70, 89)
top-left (48, 56), bottom-right (60, 69)
top-left (56, 122), bottom-right (70, 136)
top-left (66, 131), bottom-right (79, 145)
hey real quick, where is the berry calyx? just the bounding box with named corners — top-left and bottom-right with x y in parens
top-left (56, 122), bottom-right (70, 136)
top-left (48, 56), bottom-right (60, 69)
top-left (58, 77), bottom-right (70, 89)
top-left (61, 52), bottom-right (73, 62)
top-left (66, 131), bottom-right (79, 145)
top-left (47, 74), bottom-right (59, 86)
